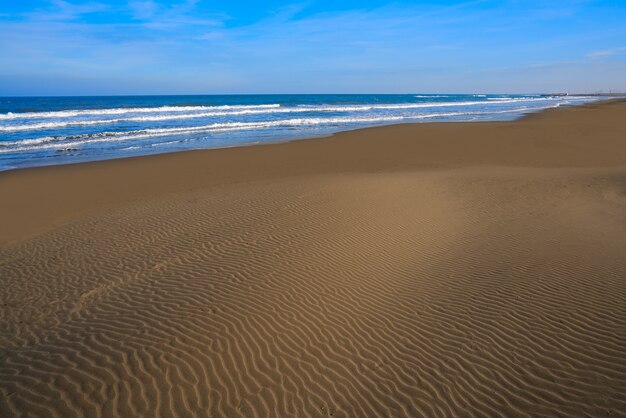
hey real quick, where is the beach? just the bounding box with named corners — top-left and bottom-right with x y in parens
top-left (0, 94), bottom-right (597, 172)
top-left (1, 99), bottom-right (626, 416)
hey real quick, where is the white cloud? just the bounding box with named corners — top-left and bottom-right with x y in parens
top-left (31, 0), bottom-right (110, 21)
top-left (128, 0), bottom-right (158, 20)
top-left (1, 1), bottom-right (626, 94)
top-left (587, 47), bottom-right (626, 59)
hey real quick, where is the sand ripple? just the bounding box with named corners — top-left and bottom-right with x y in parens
top-left (1, 169), bottom-right (626, 417)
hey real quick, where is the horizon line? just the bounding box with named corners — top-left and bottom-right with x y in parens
top-left (2, 92), bottom-right (623, 99)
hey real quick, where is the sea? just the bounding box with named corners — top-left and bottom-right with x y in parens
top-left (0, 94), bottom-right (602, 171)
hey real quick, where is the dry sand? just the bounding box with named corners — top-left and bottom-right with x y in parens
top-left (1, 100), bottom-right (626, 417)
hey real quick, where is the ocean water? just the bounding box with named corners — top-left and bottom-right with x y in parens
top-left (0, 94), bottom-right (601, 171)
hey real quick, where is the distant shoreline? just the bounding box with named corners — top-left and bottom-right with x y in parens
top-left (546, 92), bottom-right (626, 97)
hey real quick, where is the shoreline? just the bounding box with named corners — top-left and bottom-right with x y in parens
top-left (0, 97), bottom-right (616, 175)
top-left (1, 99), bottom-right (625, 248)
top-left (0, 95), bottom-right (605, 173)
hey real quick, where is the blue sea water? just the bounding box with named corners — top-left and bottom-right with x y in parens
top-left (0, 94), bottom-right (601, 171)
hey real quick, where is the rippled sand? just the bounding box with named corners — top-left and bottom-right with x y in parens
top-left (1, 100), bottom-right (626, 417)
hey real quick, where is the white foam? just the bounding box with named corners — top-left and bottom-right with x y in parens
top-left (0, 106), bottom-right (557, 154)
top-left (0, 104), bottom-right (282, 120)
top-left (0, 97), bottom-right (563, 132)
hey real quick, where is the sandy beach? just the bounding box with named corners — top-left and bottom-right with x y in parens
top-left (1, 100), bottom-right (626, 416)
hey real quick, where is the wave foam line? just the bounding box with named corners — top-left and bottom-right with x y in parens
top-left (0, 104), bottom-right (282, 120)
top-left (0, 106), bottom-right (554, 154)
top-left (0, 116), bottom-right (408, 152)
top-left (0, 98), bottom-right (562, 132)
top-left (297, 97), bottom-right (558, 110)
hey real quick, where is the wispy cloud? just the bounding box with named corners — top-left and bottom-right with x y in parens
top-left (127, 0), bottom-right (223, 30)
top-left (128, 0), bottom-right (159, 20)
top-left (1, 0), bottom-right (625, 94)
top-left (27, 0), bottom-right (110, 21)
top-left (587, 46), bottom-right (626, 59)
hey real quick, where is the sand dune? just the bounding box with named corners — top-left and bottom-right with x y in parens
top-left (1, 101), bottom-right (626, 417)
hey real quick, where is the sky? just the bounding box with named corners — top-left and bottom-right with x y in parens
top-left (0, 0), bottom-right (625, 95)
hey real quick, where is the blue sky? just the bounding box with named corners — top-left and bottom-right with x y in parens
top-left (1, 0), bottom-right (625, 95)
